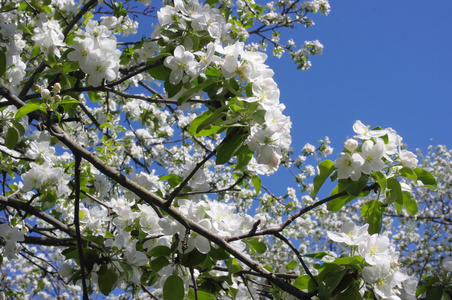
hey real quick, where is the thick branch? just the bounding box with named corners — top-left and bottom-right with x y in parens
top-left (0, 195), bottom-right (73, 237)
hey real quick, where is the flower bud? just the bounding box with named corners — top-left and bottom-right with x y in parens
top-left (41, 89), bottom-right (51, 100)
top-left (344, 138), bottom-right (358, 152)
top-left (53, 82), bottom-right (61, 92)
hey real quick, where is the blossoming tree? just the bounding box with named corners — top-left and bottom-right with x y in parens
top-left (0, 0), bottom-right (450, 299)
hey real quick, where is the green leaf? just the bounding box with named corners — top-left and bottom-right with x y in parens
top-left (235, 147), bottom-right (253, 169)
top-left (224, 78), bottom-right (242, 97)
top-left (60, 97), bottom-right (80, 105)
top-left (146, 53), bottom-right (171, 66)
top-left (0, 50), bottom-right (6, 78)
top-left (178, 78), bottom-right (218, 105)
top-left (30, 46), bottom-right (41, 59)
top-left (97, 265), bottom-right (118, 296)
top-left (246, 239), bottom-right (266, 254)
top-left (88, 91), bottom-right (101, 103)
top-left (10, 120), bottom-right (25, 136)
top-left (163, 275), bottom-right (184, 300)
top-left (402, 191), bottom-right (418, 216)
top-left (165, 79), bottom-right (183, 98)
top-left (196, 106), bottom-right (227, 134)
top-left (304, 252), bottom-right (330, 259)
top-left (189, 110), bottom-right (212, 135)
top-left (327, 184), bottom-right (357, 212)
top-left (426, 285), bottom-right (444, 300)
top-left (387, 177), bottom-right (403, 212)
top-left (318, 269), bottom-right (347, 300)
top-left (15, 103), bottom-right (45, 120)
top-left (148, 65), bottom-right (169, 81)
top-left (180, 249), bottom-right (207, 267)
top-left (344, 175), bottom-right (368, 196)
top-left (40, 190), bottom-right (58, 211)
top-left (293, 275), bottom-right (316, 292)
top-left (416, 276), bottom-right (441, 297)
top-left (311, 160), bottom-right (335, 198)
top-left (120, 262), bottom-right (134, 280)
top-left (5, 127), bottom-right (19, 150)
top-left (149, 245), bottom-right (172, 257)
top-left (372, 171), bottom-right (387, 194)
top-left (159, 174), bottom-right (183, 188)
top-left (188, 289), bottom-right (216, 300)
top-left (361, 200), bottom-right (385, 234)
top-left (84, 235), bottom-right (104, 247)
top-left (216, 134), bottom-right (244, 165)
top-left (226, 258), bottom-right (242, 274)
top-left (399, 167), bottom-right (417, 181)
top-left (414, 168), bottom-right (437, 189)
top-left (332, 255), bottom-right (364, 267)
top-left (149, 256), bottom-right (170, 273)
top-left (252, 175), bottom-right (261, 194)
top-left (286, 260), bottom-right (297, 270)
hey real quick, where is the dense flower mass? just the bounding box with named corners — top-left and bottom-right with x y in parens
top-left (0, 0), bottom-right (447, 299)
top-left (334, 120), bottom-right (418, 181)
top-left (328, 219), bottom-right (418, 300)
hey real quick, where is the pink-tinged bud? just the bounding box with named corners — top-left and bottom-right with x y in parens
top-left (269, 154), bottom-right (281, 168)
top-left (53, 82), bottom-right (61, 92)
top-left (55, 94), bottom-right (61, 102)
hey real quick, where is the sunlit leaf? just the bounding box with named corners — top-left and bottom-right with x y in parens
top-left (311, 160), bottom-right (335, 199)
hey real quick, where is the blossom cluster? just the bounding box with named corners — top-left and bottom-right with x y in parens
top-left (67, 20), bottom-right (121, 86)
top-left (327, 219), bottom-right (417, 299)
top-left (0, 14), bottom-right (26, 92)
top-left (157, 0), bottom-right (293, 173)
top-left (334, 120), bottom-right (418, 181)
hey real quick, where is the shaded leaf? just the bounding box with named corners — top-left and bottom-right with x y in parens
top-left (5, 127), bottom-right (19, 150)
top-left (361, 200), bottom-right (385, 234)
top-left (216, 134), bottom-right (244, 165)
top-left (178, 78), bottom-right (218, 105)
top-left (163, 275), bottom-right (184, 300)
top-left (97, 265), bottom-right (118, 296)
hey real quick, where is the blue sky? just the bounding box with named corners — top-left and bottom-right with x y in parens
top-left (266, 0), bottom-right (452, 156)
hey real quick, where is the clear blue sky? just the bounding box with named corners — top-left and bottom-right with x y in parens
top-left (266, 0), bottom-right (452, 156)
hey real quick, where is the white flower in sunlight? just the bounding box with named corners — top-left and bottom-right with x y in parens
top-left (399, 149), bottom-right (418, 169)
top-left (0, 224), bottom-right (24, 243)
top-left (68, 36), bottom-right (94, 68)
top-left (0, 224), bottom-right (24, 259)
top-left (327, 219), bottom-right (370, 246)
top-left (362, 261), bottom-right (397, 299)
top-left (360, 140), bottom-right (385, 174)
top-left (164, 45), bottom-right (198, 84)
top-left (358, 234), bottom-right (392, 265)
top-left (25, 141), bottom-right (56, 162)
top-left (334, 152), bottom-right (364, 181)
top-left (353, 120), bottom-right (387, 140)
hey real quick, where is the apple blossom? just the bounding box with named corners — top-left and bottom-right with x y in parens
top-left (334, 152), bottom-right (364, 181)
top-left (0, 0), bottom-right (443, 299)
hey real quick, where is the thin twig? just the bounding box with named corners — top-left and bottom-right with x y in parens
top-left (74, 155), bottom-right (89, 300)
